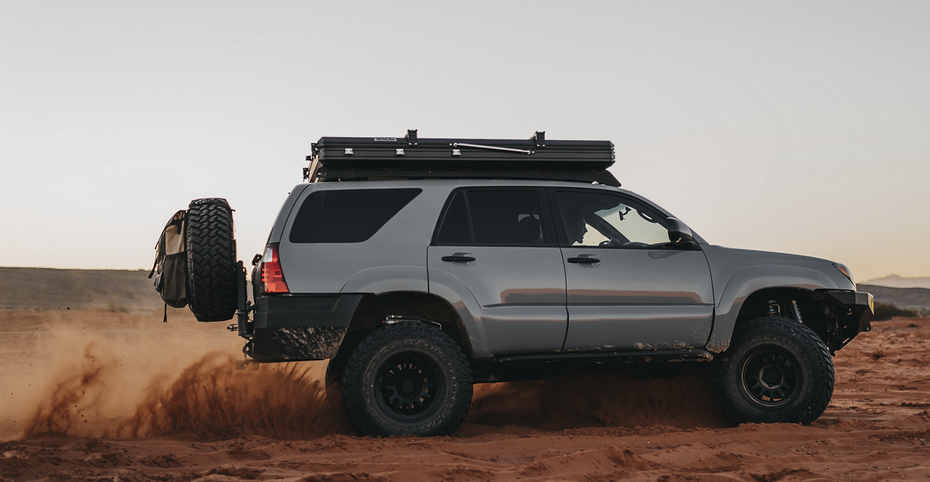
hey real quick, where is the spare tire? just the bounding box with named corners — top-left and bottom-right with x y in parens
top-left (185, 198), bottom-right (237, 322)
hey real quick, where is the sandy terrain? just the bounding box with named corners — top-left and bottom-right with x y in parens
top-left (1, 307), bottom-right (928, 481)
top-left (0, 268), bottom-right (161, 313)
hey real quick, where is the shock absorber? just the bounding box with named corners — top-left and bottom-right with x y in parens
top-left (791, 300), bottom-right (804, 323)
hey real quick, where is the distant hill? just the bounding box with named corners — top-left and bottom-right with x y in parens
top-left (0, 267), bottom-right (163, 313)
top-left (859, 284), bottom-right (930, 316)
top-left (863, 275), bottom-right (930, 290)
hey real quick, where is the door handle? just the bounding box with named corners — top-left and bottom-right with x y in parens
top-left (442, 254), bottom-right (476, 263)
top-left (567, 256), bottom-right (599, 265)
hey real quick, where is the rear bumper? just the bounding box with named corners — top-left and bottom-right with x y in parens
top-left (244, 294), bottom-right (363, 362)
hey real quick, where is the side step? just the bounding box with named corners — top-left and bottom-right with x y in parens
top-left (490, 349), bottom-right (714, 365)
top-left (472, 349), bottom-right (714, 383)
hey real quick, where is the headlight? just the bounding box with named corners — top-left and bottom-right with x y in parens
top-left (833, 263), bottom-right (855, 285)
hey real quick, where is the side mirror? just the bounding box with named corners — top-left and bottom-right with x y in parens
top-left (666, 217), bottom-right (694, 246)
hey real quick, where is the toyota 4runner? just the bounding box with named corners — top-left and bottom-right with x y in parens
top-left (153, 130), bottom-right (873, 437)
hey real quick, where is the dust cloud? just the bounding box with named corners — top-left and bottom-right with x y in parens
top-left (1, 310), bottom-right (728, 443)
top-left (0, 312), bottom-right (351, 441)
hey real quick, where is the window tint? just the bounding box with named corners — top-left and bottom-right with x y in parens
top-left (289, 188), bottom-right (421, 243)
top-left (556, 191), bottom-right (669, 248)
top-left (433, 189), bottom-right (547, 246)
top-left (468, 190), bottom-right (545, 246)
top-left (436, 191), bottom-right (471, 244)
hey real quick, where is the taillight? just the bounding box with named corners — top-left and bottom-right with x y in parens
top-left (260, 243), bottom-right (289, 294)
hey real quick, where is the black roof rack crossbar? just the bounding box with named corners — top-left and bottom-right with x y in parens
top-left (314, 167), bottom-right (621, 186)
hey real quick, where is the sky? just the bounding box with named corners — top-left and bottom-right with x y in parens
top-left (1, 1), bottom-right (928, 282)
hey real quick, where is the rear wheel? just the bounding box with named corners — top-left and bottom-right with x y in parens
top-left (342, 322), bottom-right (473, 437)
top-left (185, 198), bottom-right (237, 322)
top-left (715, 316), bottom-right (834, 425)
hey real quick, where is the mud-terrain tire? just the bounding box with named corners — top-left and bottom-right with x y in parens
top-left (185, 198), bottom-right (237, 322)
top-left (715, 316), bottom-right (834, 425)
top-left (342, 322), bottom-right (473, 437)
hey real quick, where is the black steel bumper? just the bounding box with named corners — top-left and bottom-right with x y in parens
top-left (242, 294), bottom-right (363, 362)
top-left (823, 289), bottom-right (874, 349)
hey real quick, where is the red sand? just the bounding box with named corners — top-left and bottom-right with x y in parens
top-left (1, 311), bottom-right (928, 481)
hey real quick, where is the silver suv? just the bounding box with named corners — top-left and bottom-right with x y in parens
top-left (169, 131), bottom-right (873, 437)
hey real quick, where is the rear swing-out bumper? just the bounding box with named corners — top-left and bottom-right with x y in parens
top-left (234, 261), bottom-right (362, 362)
top-left (240, 294), bottom-right (362, 362)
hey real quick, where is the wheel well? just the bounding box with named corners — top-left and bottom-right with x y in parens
top-left (736, 288), bottom-right (833, 345)
top-left (325, 291), bottom-right (473, 387)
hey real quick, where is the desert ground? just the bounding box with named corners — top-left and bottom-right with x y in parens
top-left (1, 270), bottom-right (929, 481)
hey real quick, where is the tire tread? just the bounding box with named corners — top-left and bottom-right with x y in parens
top-left (343, 323), bottom-right (472, 437)
top-left (185, 198), bottom-right (237, 322)
top-left (715, 316), bottom-right (834, 425)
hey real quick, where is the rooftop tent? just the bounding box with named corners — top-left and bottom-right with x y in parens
top-left (304, 130), bottom-right (620, 187)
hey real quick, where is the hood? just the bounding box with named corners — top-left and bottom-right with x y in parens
top-left (702, 245), bottom-right (857, 295)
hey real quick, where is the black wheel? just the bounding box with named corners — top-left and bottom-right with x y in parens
top-left (715, 316), bottom-right (834, 425)
top-left (185, 198), bottom-right (237, 322)
top-left (342, 322), bottom-right (473, 437)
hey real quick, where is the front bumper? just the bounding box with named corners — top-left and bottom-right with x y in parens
top-left (243, 294), bottom-right (363, 362)
top-left (823, 289), bottom-right (874, 349)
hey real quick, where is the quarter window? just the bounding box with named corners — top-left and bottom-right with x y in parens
top-left (435, 191), bottom-right (471, 245)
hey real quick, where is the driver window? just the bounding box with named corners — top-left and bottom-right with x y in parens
top-left (556, 191), bottom-right (669, 248)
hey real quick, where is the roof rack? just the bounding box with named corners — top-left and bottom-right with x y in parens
top-left (303, 130), bottom-right (620, 187)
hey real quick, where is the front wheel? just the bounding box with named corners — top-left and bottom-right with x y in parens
top-left (342, 322), bottom-right (473, 437)
top-left (715, 316), bottom-right (834, 425)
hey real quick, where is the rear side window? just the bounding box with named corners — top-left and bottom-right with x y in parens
top-left (289, 188), bottom-right (421, 243)
top-left (435, 191), bottom-right (471, 244)
top-left (434, 189), bottom-right (547, 246)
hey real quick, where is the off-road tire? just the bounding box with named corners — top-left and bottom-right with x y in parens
top-left (342, 322), bottom-right (473, 437)
top-left (185, 198), bottom-right (237, 322)
top-left (715, 316), bottom-right (834, 425)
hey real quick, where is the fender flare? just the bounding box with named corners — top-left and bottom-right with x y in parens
top-left (422, 269), bottom-right (491, 359)
top-left (705, 264), bottom-right (837, 353)
top-left (340, 266), bottom-right (488, 359)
